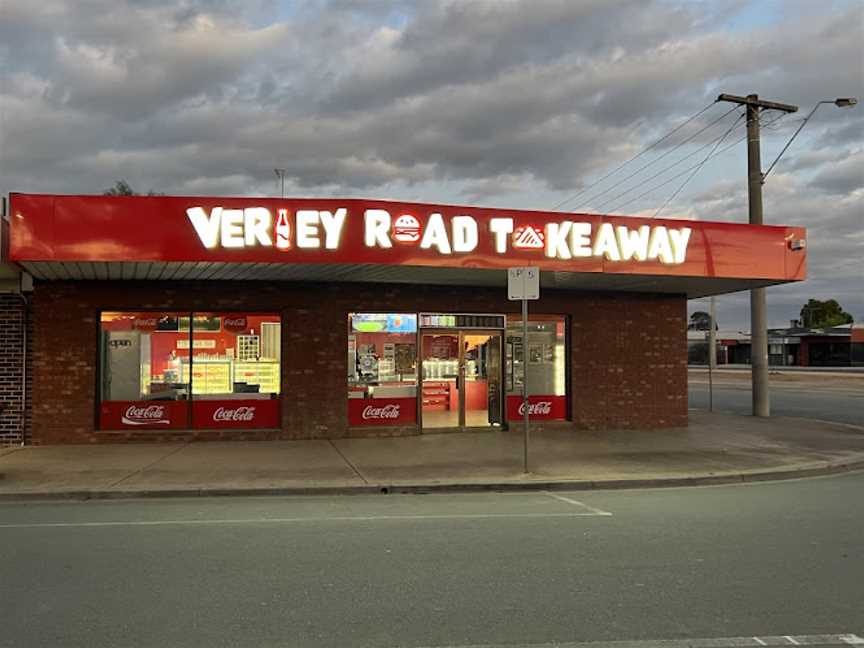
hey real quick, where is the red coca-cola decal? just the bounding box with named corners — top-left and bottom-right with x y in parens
top-left (122, 404), bottom-right (169, 425)
top-left (506, 395), bottom-right (567, 420)
top-left (100, 401), bottom-right (189, 430)
top-left (362, 403), bottom-right (401, 420)
top-left (192, 399), bottom-right (280, 429)
top-left (133, 317), bottom-right (159, 332)
top-left (518, 401), bottom-right (552, 416)
top-left (349, 397), bottom-right (416, 426)
top-left (213, 405), bottom-right (256, 422)
top-left (222, 316), bottom-right (248, 332)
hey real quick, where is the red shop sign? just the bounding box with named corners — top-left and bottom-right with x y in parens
top-left (506, 395), bottom-right (567, 421)
top-left (192, 399), bottom-right (280, 429)
top-left (100, 401), bottom-right (189, 430)
top-left (222, 316), bottom-right (248, 333)
top-left (348, 397), bottom-right (417, 426)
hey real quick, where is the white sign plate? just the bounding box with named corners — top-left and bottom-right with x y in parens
top-left (507, 266), bottom-right (540, 301)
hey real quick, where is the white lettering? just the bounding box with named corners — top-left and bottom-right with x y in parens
top-left (592, 222), bottom-right (620, 261)
top-left (569, 222), bottom-right (593, 258)
top-left (244, 207), bottom-right (272, 247)
top-left (186, 207), bottom-right (222, 249)
top-left (364, 209), bottom-right (392, 248)
top-left (545, 221), bottom-right (572, 259)
top-left (517, 401), bottom-right (552, 416)
top-left (213, 406), bottom-right (256, 422)
top-left (668, 227), bottom-right (691, 264)
top-left (362, 404), bottom-right (401, 420)
top-left (121, 404), bottom-right (170, 426)
top-left (220, 209), bottom-right (245, 248)
top-left (296, 210), bottom-right (320, 248)
top-left (451, 216), bottom-right (478, 253)
top-left (616, 225), bottom-right (650, 261)
top-left (420, 213), bottom-right (452, 254)
top-left (647, 226), bottom-right (674, 264)
top-left (319, 208), bottom-right (347, 250)
top-left (489, 218), bottom-right (514, 253)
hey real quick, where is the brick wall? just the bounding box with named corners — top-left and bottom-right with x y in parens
top-left (0, 293), bottom-right (31, 445)
top-left (29, 280), bottom-right (687, 444)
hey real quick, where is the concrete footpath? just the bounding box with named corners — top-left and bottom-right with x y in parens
top-left (1, 411), bottom-right (863, 500)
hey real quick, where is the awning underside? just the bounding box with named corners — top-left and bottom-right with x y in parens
top-left (17, 261), bottom-right (795, 299)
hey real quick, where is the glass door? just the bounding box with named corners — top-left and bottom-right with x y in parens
top-left (463, 332), bottom-right (502, 428)
top-left (421, 332), bottom-right (460, 429)
top-left (420, 331), bottom-right (502, 430)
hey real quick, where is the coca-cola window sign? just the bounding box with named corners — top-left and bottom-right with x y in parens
top-left (192, 400), bottom-right (280, 429)
top-left (100, 401), bottom-right (190, 430)
top-left (348, 397), bottom-right (417, 426)
top-left (505, 395), bottom-right (567, 421)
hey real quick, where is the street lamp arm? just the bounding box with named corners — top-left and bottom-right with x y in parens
top-left (761, 102), bottom-right (831, 183)
top-left (762, 98), bottom-right (858, 183)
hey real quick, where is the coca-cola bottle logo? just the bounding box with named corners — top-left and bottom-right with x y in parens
top-left (121, 404), bottom-right (170, 425)
top-left (213, 406), bottom-right (256, 422)
top-left (362, 404), bottom-right (401, 420)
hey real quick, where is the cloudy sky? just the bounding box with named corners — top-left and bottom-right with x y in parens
top-left (1, 0), bottom-right (861, 328)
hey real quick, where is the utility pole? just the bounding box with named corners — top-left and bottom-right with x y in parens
top-left (274, 168), bottom-right (287, 198)
top-left (708, 296), bottom-right (716, 412)
top-left (717, 93), bottom-right (798, 417)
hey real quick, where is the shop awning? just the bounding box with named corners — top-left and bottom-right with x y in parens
top-left (14, 260), bottom-right (792, 299)
top-left (7, 194), bottom-right (807, 299)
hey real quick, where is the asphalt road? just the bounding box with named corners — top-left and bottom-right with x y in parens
top-left (2, 471), bottom-right (863, 647)
top-left (688, 374), bottom-right (864, 426)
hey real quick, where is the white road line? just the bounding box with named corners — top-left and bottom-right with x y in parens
top-left (0, 511), bottom-right (610, 529)
top-left (543, 491), bottom-right (613, 516)
top-left (413, 634), bottom-right (864, 648)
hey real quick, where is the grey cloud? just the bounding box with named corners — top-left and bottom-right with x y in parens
top-left (810, 152), bottom-right (864, 194)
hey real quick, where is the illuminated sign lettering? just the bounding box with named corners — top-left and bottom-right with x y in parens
top-left (186, 206), bottom-right (691, 264)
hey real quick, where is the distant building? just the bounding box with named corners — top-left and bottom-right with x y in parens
top-left (688, 322), bottom-right (860, 367)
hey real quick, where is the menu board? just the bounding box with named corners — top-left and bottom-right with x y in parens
top-left (186, 360), bottom-right (232, 395)
top-left (234, 361), bottom-right (280, 394)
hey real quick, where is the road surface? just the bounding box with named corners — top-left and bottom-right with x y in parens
top-left (2, 471), bottom-right (863, 647)
top-left (688, 370), bottom-right (863, 426)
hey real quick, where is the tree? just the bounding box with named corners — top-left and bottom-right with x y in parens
top-left (102, 180), bottom-right (163, 196)
top-left (799, 299), bottom-right (853, 328)
top-left (103, 180), bottom-right (135, 196)
top-left (688, 311), bottom-right (717, 330)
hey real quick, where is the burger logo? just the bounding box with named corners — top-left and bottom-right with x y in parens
top-left (392, 214), bottom-right (421, 244)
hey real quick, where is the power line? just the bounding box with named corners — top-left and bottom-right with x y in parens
top-left (592, 110), bottom-right (749, 212)
top-left (605, 112), bottom-right (787, 214)
top-left (568, 105), bottom-right (739, 212)
top-left (652, 112), bottom-right (745, 219)
top-left (552, 100), bottom-right (718, 210)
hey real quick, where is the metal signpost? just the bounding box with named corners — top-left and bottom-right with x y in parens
top-left (508, 267), bottom-right (539, 473)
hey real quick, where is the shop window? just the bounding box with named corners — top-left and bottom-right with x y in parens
top-left (187, 312), bottom-right (281, 428)
top-left (505, 316), bottom-right (567, 420)
top-left (99, 311), bottom-right (281, 430)
top-left (347, 313), bottom-right (418, 425)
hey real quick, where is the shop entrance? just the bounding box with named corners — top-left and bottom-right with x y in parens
top-left (420, 330), bottom-right (503, 430)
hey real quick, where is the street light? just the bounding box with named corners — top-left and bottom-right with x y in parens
top-left (274, 168), bottom-right (287, 198)
top-left (762, 98), bottom-right (859, 182)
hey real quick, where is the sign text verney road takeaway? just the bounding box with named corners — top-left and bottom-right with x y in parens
top-left (186, 206), bottom-right (691, 264)
top-left (8, 194), bottom-right (808, 281)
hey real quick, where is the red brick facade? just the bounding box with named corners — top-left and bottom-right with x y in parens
top-left (0, 293), bottom-right (31, 445)
top-left (28, 280), bottom-right (687, 444)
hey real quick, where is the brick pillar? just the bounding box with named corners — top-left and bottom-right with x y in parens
top-left (0, 293), bottom-right (30, 444)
